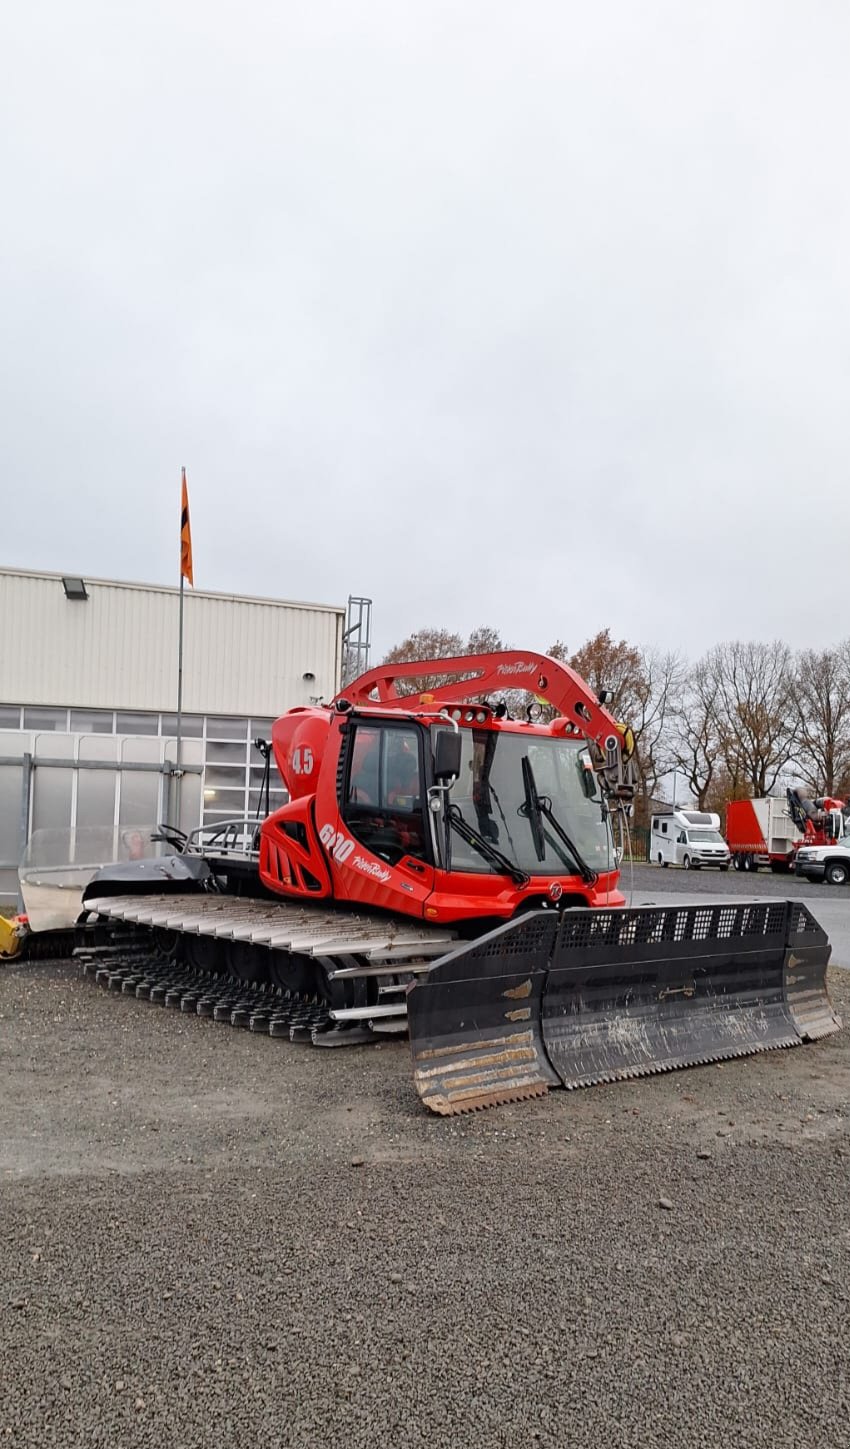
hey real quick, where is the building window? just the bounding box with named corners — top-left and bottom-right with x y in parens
top-left (75, 766), bottom-right (118, 830)
top-left (206, 716), bottom-right (249, 741)
top-left (200, 720), bottom-right (287, 830)
top-left (160, 713), bottom-right (204, 738)
top-left (30, 766), bottom-right (74, 831)
top-left (202, 787), bottom-right (247, 814)
top-left (206, 740), bottom-right (247, 764)
top-left (4, 700), bottom-right (285, 836)
top-left (119, 770), bottom-right (162, 826)
top-left (249, 788), bottom-right (285, 815)
top-left (70, 709), bottom-right (114, 734)
top-left (115, 711), bottom-right (159, 736)
top-left (204, 764), bottom-right (248, 790)
top-left (23, 707), bottom-right (69, 731)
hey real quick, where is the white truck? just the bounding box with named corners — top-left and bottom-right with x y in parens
top-left (650, 809), bottom-right (731, 870)
top-left (794, 837), bottom-right (850, 885)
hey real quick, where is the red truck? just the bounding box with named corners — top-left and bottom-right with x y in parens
top-left (726, 789), bottom-right (849, 872)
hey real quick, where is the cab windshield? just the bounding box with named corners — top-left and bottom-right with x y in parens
top-left (686, 830), bottom-right (725, 844)
top-left (440, 728), bottom-right (613, 876)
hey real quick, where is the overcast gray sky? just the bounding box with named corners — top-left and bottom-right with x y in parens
top-left (2, 1), bottom-right (848, 660)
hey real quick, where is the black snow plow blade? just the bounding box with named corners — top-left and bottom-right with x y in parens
top-left (407, 901), bottom-right (841, 1115)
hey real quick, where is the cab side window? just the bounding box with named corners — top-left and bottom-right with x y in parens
top-left (343, 724), bottom-right (428, 865)
top-left (348, 725), bottom-right (381, 804)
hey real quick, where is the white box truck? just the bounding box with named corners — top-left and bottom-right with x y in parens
top-left (650, 809), bottom-right (731, 870)
top-left (725, 797), bottom-right (801, 871)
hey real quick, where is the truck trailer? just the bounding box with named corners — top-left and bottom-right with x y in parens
top-left (727, 791), bottom-right (850, 872)
top-left (726, 797), bottom-right (800, 871)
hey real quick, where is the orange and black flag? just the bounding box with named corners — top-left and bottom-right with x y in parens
top-left (180, 467), bottom-right (194, 586)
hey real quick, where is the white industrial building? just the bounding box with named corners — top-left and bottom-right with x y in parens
top-left (0, 567), bottom-right (363, 903)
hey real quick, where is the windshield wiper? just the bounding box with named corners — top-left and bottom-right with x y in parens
top-left (520, 755), bottom-right (597, 885)
top-left (447, 804), bottom-right (530, 887)
top-left (520, 757), bottom-right (547, 863)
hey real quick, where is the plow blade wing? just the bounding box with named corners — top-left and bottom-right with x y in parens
top-left (407, 912), bottom-right (561, 1115)
top-left (408, 900), bottom-right (840, 1116)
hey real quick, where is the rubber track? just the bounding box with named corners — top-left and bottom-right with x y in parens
top-left (74, 944), bottom-right (354, 1044)
top-left (22, 930), bottom-right (78, 962)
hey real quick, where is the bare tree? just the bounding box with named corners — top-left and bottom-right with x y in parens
top-left (702, 764), bottom-right (745, 818)
top-left (630, 648), bottom-right (686, 810)
top-left (374, 625), bottom-right (850, 820)
top-left (792, 645), bottom-right (850, 796)
top-left (341, 643), bottom-right (366, 687)
top-left (466, 625), bottom-right (508, 656)
top-left (549, 630), bottom-right (646, 721)
top-left (707, 641), bottom-right (797, 797)
top-left (548, 630), bottom-right (683, 821)
top-left (671, 658), bottom-right (723, 809)
top-left (381, 626), bottom-right (508, 696)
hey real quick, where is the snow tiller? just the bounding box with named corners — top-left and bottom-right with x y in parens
top-left (76, 650), bottom-right (841, 1113)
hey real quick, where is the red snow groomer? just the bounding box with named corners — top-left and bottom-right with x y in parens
top-left (80, 652), bottom-right (840, 1115)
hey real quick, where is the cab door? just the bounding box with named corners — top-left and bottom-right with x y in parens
top-left (322, 718), bottom-right (436, 913)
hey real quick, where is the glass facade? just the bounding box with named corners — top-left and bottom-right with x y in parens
top-left (0, 705), bottom-right (288, 886)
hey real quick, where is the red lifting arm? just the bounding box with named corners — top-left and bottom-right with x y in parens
top-left (339, 651), bottom-right (637, 799)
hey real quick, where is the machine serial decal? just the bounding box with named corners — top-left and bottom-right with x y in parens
top-left (318, 823), bottom-right (355, 862)
top-left (319, 824), bottom-right (391, 881)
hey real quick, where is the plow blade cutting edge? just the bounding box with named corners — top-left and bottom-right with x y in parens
top-left (407, 900), bottom-right (841, 1115)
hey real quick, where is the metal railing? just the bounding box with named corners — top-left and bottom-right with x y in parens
top-left (184, 817), bottom-right (262, 860)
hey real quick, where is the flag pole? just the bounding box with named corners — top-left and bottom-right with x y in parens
top-left (175, 567), bottom-right (184, 828)
top-left (173, 464), bottom-right (192, 830)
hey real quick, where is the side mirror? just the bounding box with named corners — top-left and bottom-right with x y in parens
top-left (579, 751), bottom-right (598, 800)
top-left (433, 729), bottom-right (462, 781)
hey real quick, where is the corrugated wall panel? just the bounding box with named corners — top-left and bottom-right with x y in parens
top-left (0, 570), bottom-right (345, 716)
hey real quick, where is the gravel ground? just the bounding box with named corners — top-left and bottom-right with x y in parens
top-left (622, 861), bottom-right (839, 900)
top-left (2, 932), bottom-right (850, 1449)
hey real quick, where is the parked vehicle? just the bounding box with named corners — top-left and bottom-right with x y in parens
top-left (727, 790), bottom-right (850, 872)
top-left (726, 797), bottom-right (798, 871)
top-left (794, 836), bottom-right (850, 885)
top-left (650, 809), bottom-right (730, 870)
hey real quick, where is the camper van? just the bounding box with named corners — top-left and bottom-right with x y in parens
top-left (650, 809), bottom-right (731, 870)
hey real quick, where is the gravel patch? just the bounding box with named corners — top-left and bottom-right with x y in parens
top-left (2, 959), bottom-right (849, 1449)
top-left (623, 863), bottom-right (850, 967)
top-left (622, 862), bottom-right (837, 900)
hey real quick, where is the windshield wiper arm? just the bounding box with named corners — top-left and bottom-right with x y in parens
top-left (520, 755), bottom-right (597, 885)
top-left (447, 804), bottom-right (530, 887)
top-left (520, 757), bottom-right (547, 863)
